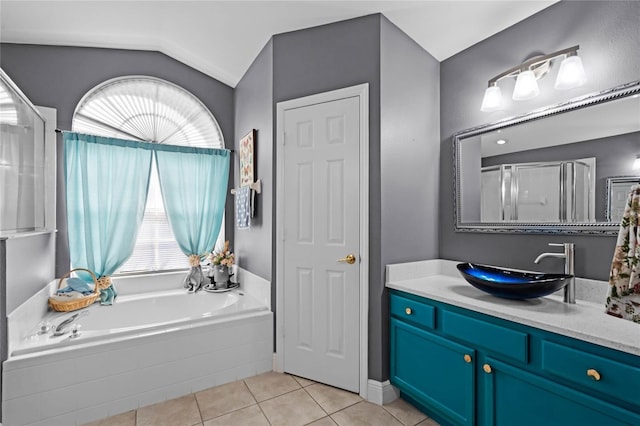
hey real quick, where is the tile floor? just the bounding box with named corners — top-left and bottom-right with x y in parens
top-left (83, 372), bottom-right (441, 426)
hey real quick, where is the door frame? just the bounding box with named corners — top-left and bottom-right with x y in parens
top-left (275, 83), bottom-right (369, 398)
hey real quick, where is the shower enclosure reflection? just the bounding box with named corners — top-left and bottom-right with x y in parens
top-left (480, 159), bottom-right (594, 222)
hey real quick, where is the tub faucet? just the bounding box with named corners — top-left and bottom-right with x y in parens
top-left (52, 311), bottom-right (87, 336)
top-left (534, 243), bottom-right (575, 304)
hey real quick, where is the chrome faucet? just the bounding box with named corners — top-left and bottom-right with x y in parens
top-left (52, 311), bottom-right (88, 336)
top-left (534, 242), bottom-right (575, 304)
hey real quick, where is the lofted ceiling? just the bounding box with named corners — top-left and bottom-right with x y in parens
top-left (0, 1), bottom-right (558, 87)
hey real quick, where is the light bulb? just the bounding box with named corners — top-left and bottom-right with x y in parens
top-left (555, 55), bottom-right (587, 90)
top-left (512, 70), bottom-right (540, 101)
top-left (633, 155), bottom-right (640, 170)
top-left (480, 85), bottom-right (503, 112)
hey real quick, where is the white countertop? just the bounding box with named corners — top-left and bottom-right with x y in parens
top-left (386, 259), bottom-right (640, 357)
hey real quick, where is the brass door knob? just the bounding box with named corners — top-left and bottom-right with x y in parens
top-left (464, 354), bottom-right (472, 363)
top-left (405, 307), bottom-right (413, 315)
top-left (483, 364), bottom-right (492, 374)
top-left (586, 369), bottom-right (601, 381)
top-left (337, 254), bottom-right (357, 264)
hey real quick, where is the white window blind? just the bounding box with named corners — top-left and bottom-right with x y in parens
top-left (72, 76), bottom-right (225, 274)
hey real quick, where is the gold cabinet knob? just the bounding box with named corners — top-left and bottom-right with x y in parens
top-left (464, 354), bottom-right (472, 363)
top-left (405, 307), bottom-right (413, 315)
top-left (483, 364), bottom-right (492, 374)
top-left (586, 369), bottom-right (601, 381)
top-left (337, 254), bottom-right (357, 264)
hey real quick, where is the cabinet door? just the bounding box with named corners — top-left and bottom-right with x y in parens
top-left (390, 318), bottom-right (475, 426)
top-left (481, 357), bottom-right (640, 426)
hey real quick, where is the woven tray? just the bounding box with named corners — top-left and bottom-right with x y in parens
top-left (48, 268), bottom-right (100, 312)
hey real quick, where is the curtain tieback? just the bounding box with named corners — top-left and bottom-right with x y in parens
top-left (188, 254), bottom-right (201, 267)
top-left (96, 276), bottom-right (113, 290)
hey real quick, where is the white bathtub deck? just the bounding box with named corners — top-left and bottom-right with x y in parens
top-left (2, 268), bottom-right (273, 426)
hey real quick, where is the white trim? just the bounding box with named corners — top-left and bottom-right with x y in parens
top-left (275, 83), bottom-right (370, 399)
top-left (36, 106), bottom-right (57, 232)
top-left (367, 379), bottom-right (400, 405)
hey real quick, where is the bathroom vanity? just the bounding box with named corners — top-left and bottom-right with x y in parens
top-left (387, 260), bottom-right (640, 426)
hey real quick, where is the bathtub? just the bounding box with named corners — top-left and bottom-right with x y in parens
top-left (2, 268), bottom-right (273, 426)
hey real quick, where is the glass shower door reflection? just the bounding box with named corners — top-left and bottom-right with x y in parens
top-left (514, 164), bottom-right (561, 222)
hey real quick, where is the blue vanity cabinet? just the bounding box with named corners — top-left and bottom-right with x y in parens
top-left (481, 357), bottom-right (639, 426)
top-left (390, 293), bottom-right (475, 426)
top-left (390, 318), bottom-right (475, 426)
top-left (389, 289), bottom-right (640, 426)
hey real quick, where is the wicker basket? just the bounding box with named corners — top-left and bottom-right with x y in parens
top-left (48, 268), bottom-right (100, 312)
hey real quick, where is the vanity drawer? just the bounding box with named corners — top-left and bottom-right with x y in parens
top-left (441, 310), bottom-right (528, 363)
top-left (541, 340), bottom-right (640, 406)
top-left (390, 293), bottom-right (435, 330)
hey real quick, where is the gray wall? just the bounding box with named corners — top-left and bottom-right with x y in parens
top-left (459, 141), bottom-right (483, 222)
top-left (234, 40), bottom-right (274, 282)
top-left (271, 14), bottom-right (386, 380)
top-left (379, 16), bottom-right (440, 380)
top-left (440, 1), bottom-right (640, 281)
top-left (0, 44), bottom-right (235, 277)
top-left (263, 14), bottom-right (440, 381)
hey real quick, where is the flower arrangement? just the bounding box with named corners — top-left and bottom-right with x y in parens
top-left (208, 240), bottom-right (235, 267)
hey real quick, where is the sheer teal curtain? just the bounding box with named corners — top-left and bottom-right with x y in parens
top-left (154, 145), bottom-right (230, 261)
top-left (64, 132), bottom-right (153, 299)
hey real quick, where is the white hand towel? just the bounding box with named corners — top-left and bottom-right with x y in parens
top-left (235, 186), bottom-right (251, 229)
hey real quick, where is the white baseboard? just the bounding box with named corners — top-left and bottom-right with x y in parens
top-left (273, 353), bottom-right (281, 372)
top-left (367, 379), bottom-right (399, 405)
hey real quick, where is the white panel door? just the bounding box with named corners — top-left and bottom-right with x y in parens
top-left (282, 96), bottom-right (360, 392)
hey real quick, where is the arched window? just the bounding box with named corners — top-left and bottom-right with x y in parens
top-left (73, 76), bottom-right (225, 273)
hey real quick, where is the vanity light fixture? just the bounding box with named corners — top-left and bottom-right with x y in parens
top-left (480, 45), bottom-right (587, 112)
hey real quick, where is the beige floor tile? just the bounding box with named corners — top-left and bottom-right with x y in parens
top-left (137, 394), bottom-right (202, 426)
top-left (259, 388), bottom-right (327, 426)
top-left (416, 418), bottom-right (441, 426)
top-left (383, 398), bottom-right (427, 426)
top-left (202, 404), bottom-right (269, 426)
top-left (331, 401), bottom-right (404, 426)
top-left (305, 383), bottom-right (362, 414)
top-left (196, 380), bottom-right (257, 421)
top-left (292, 375), bottom-right (316, 387)
top-left (80, 410), bottom-right (136, 426)
top-left (307, 417), bottom-right (338, 425)
top-left (244, 371), bottom-right (301, 402)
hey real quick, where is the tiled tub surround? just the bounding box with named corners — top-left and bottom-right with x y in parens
top-left (2, 268), bottom-right (273, 426)
top-left (385, 259), bottom-right (640, 357)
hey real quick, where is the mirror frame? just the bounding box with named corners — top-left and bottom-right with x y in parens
top-left (453, 80), bottom-right (640, 235)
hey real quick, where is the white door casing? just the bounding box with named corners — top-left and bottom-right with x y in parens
top-left (276, 84), bottom-right (369, 398)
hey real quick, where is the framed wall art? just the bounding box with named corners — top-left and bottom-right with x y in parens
top-left (239, 129), bottom-right (256, 187)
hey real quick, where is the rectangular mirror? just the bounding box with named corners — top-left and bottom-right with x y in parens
top-left (606, 176), bottom-right (640, 223)
top-left (454, 80), bottom-right (640, 235)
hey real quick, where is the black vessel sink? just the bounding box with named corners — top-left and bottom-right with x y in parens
top-left (456, 263), bottom-right (573, 300)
